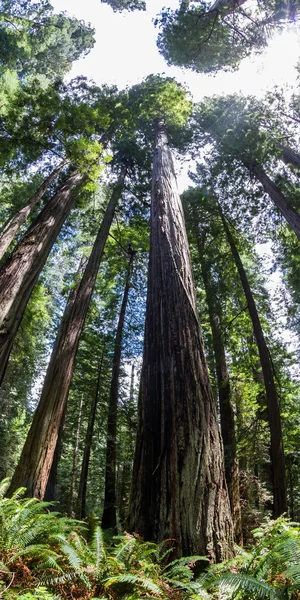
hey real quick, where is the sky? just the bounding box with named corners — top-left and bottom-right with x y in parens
top-left (47, 0), bottom-right (300, 357)
top-left (50, 0), bottom-right (300, 192)
top-left (51, 0), bottom-right (300, 101)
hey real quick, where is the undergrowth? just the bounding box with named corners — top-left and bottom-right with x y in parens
top-left (1, 480), bottom-right (300, 599)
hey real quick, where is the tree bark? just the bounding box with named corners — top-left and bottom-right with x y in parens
top-left (77, 353), bottom-right (104, 520)
top-left (244, 161), bottom-right (300, 240)
top-left (0, 160), bottom-right (67, 262)
top-left (197, 245), bottom-right (243, 545)
top-left (7, 169), bottom-right (127, 499)
top-left (128, 120), bottom-right (233, 560)
top-left (280, 145), bottom-right (300, 170)
top-left (102, 249), bottom-right (135, 531)
top-left (0, 170), bottom-right (83, 387)
top-left (219, 207), bottom-right (287, 518)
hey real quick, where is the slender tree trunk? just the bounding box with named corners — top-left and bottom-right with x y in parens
top-left (0, 160), bottom-right (67, 261)
top-left (69, 396), bottom-right (84, 516)
top-left (44, 408), bottom-right (66, 503)
top-left (197, 248), bottom-right (243, 545)
top-left (7, 169), bottom-right (127, 499)
top-left (0, 170), bottom-right (83, 387)
top-left (280, 145), bottom-right (300, 170)
top-left (102, 249), bottom-right (135, 531)
top-left (128, 120), bottom-right (233, 560)
top-left (118, 363), bottom-right (136, 527)
top-left (219, 207), bottom-right (287, 518)
top-left (244, 161), bottom-right (300, 240)
top-left (77, 353), bottom-right (104, 520)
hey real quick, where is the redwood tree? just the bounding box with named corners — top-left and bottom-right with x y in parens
top-left (7, 168), bottom-right (127, 499)
top-left (0, 170), bottom-right (83, 387)
top-left (219, 206), bottom-right (287, 518)
top-left (128, 120), bottom-right (233, 560)
top-left (0, 159), bottom-right (67, 261)
top-left (102, 247), bottom-right (135, 530)
top-left (196, 236), bottom-right (243, 545)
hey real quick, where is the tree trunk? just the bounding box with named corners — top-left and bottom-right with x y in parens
top-left (0, 160), bottom-right (67, 261)
top-left (44, 408), bottom-right (66, 503)
top-left (118, 362), bottom-right (136, 527)
top-left (102, 249), bottom-right (135, 531)
top-left (197, 247), bottom-right (243, 545)
top-left (244, 161), bottom-right (300, 240)
top-left (77, 353), bottom-right (104, 520)
top-left (7, 169), bottom-right (127, 499)
top-left (280, 145), bottom-right (300, 170)
top-left (69, 396), bottom-right (84, 516)
top-left (219, 207), bottom-right (287, 518)
top-left (0, 170), bottom-right (83, 387)
top-left (128, 120), bottom-right (233, 561)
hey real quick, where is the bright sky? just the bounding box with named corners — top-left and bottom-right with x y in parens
top-left (50, 0), bottom-right (299, 355)
top-left (51, 0), bottom-right (300, 101)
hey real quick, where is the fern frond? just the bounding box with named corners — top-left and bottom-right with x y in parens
top-left (90, 525), bottom-right (106, 566)
top-left (104, 573), bottom-right (163, 596)
top-left (215, 572), bottom-right (282, 599)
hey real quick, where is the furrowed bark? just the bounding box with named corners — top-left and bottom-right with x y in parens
top-left (128, 119), bottom-right (233, 560)
top-left (244, 161), bottom-right (300, 240)
top-left (7, 169), bottom-right (127, 499)
top-left (219, 207), bottom-right (287, 518)
top-left (0, 160), bottom-right (67, 261)
top-left (0, 170), bottom-right (83, 387)
top-left (197, 241), bottom-right (242, 545)
top-left (102, 249), bottom-right (135, 531)
top-left (77, 354), bottom-right (104, 520)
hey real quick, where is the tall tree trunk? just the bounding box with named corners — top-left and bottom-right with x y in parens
top-left (118, 362), bottom-right (136, 528)
top-left (102, 249), bottom-right (135, 531)
top-left (219, 207), bottom-right (287, 518)
top-left (280, 145), bottom-right (300, 170)
top-left (69, 396), bottom-right (84, 516)
top-left (0, 170), bottom-right (83, 387)
top-left (0, 160), bottom-right (67, 261)
top-left (244, 161), bottom-right (300, 240)
top-left (197, 244), bottom-right (243, 545)
top-left (77, 353), bottom-right (104, 520)
top-left (7, 169), bottom-right (127, 499)
top-left (128, 120), bottom-right (233, 561)
top-left (44, 408), bottom-right (66, 503)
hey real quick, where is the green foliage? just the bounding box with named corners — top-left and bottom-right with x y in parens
top-left (156, 0), bottom-right (299, 74)
top-left (0, 485), bottom-right (208, 599)
top-left (203, 517), bottom-right (300, 599)
top-left (0, 0), bottom-right (95, 81)
top-left (102, 0), bottom-right (146, 11)
top-left (0, 480), bottom-right (82, 581)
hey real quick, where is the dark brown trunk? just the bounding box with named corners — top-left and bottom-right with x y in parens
top-left (102, 250), bottom-right (135, 531)
top-left (0, 160), bottom-right (67, 261)
top-left (77, 353), bottom-right (104, 520)
top-left (244, 161), bottom-right (300, 240)
top-left (219, 208), bottom-right (287, 518)
top-left (7, 169), bottom-right (127, 499)
top-left (44, 408), bottom-right (66, 503)
top-left (280, 145), bottom-right (300, 170)
top-left (69, 396), bottom-right (84, 516)
top-left (0, 170), bottom-right (83, 387)
top-left (198, 248), bottom-right (242, 545)
top-left (128, 120), bottom-right (233, 561)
